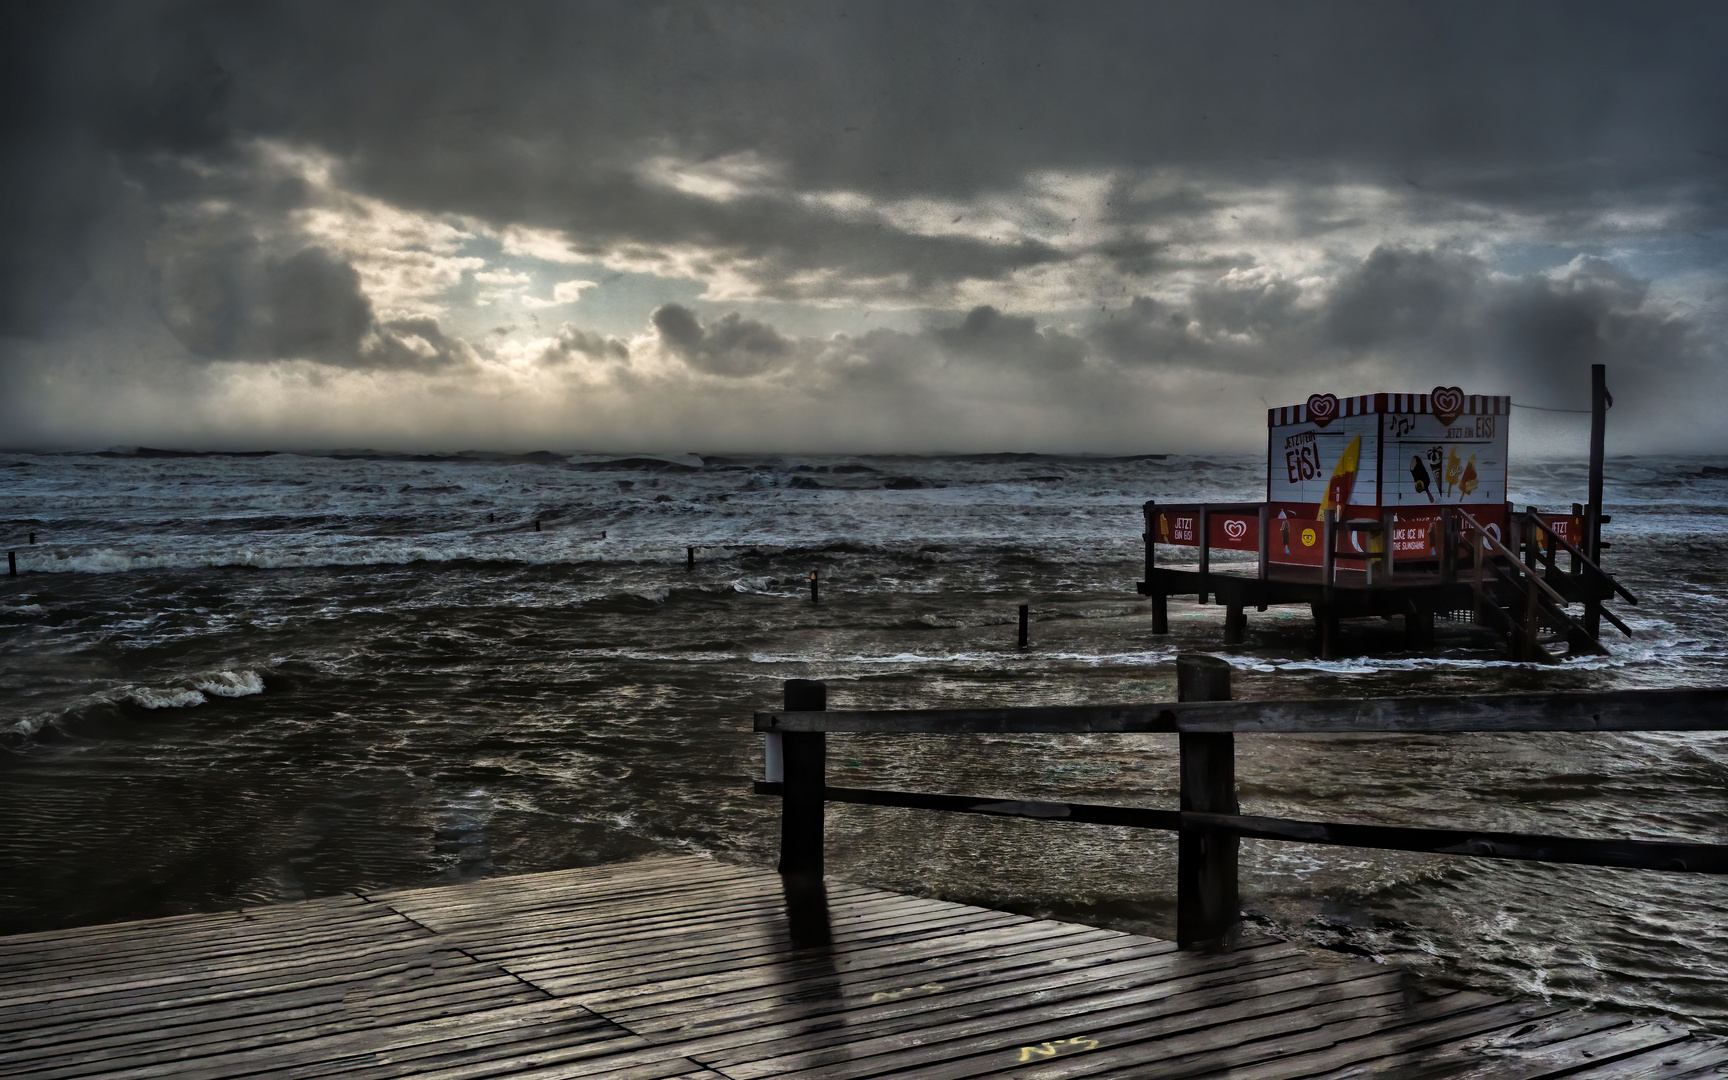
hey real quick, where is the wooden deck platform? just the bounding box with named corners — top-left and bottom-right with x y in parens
top-left (3, 854), bottom-right (1724, 1079)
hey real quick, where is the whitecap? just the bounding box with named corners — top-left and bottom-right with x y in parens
top-left (193, 670), bottom-right (266, 697)
top-left (126, 687), bottom-right (208, 709)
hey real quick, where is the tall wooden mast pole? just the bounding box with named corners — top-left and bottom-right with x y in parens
top-left (1585, 363), bottom-right (1608, 638)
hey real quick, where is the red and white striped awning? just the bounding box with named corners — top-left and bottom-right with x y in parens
top-left (1268, 391), bottom-right (1511, 428)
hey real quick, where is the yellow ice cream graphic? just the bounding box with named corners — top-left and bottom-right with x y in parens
top-left (1317, 434), bottom-right (1362, 519)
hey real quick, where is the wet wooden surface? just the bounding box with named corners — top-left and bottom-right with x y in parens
top-left (2, 854), bottom-right (1724, 1078)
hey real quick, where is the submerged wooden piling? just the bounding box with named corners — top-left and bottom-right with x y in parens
top-left (7, 551), bottom-right (13, 577)
top-left (809, 569), bottom-right (819, 604)
top-left (1018, 603), bottom-right (1029, 648)
top-left (686, 545), bottom-right (695, 571)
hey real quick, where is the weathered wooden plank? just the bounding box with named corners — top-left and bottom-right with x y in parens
top-left (623, 932), bottom-right (1180, 1045)
top-left (754, 687), bottom-right (1728, 733)
top-left (1286, 1011), bottom-right (1677, 1080)
top-left (0, 912), bottom-right (431, 985)
top-left (740, 971), bottom-right (1409, 1080)
top-left (0, 979), bottom-right (547, 1073)
top-left (718, 963), bottom-right (1401, 1079)
top-left (608, 924), bottom-right (1152, 1034)
top-left (371, 866), bottom-right (786, 928)
top-left (502, 909), bottom-right (1031, 999)
top-left (544, 909), bottom-right (1037, 1008)
top-left (3, 855), bottom-right (1720, 1080)
top-left (0, 945), bottom-right (482, 1032)
top-left (0, 933), bottom-right (468, 1015)
top-left (1132, 996), bottom-right (1557, 1080)
top-left (1561, 1037), bottom-right (1728, 1078)
top-left (422, 884), bottom-right (920, 959)
top-left (488, 901), bottom-right (1023, 989)
top-left (0, 899), bottom-right (395, 962)
top-left (677, 947), bottom-right (1318, 1070)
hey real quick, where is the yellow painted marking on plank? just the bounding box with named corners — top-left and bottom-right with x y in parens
top-left (1016, 1036), bottom-right (1099, 1063)
top-left (870, 982), bottom-right (944, 1003)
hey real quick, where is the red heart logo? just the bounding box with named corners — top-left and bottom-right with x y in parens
top-left (1431, 386), bottom-right (1464, 426)
top-left (1306, 393), bottom-right (1339, 427)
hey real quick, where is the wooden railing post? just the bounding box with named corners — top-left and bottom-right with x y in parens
top-left (1177, 654), bottom-right (1238, 948)
top-left (778, 680), bottom-right (827, 877)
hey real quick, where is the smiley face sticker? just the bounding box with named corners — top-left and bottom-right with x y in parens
top-left (1301, 527), bottom-right (1317, 547)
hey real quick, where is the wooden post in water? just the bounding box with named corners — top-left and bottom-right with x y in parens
top-left (1585, 363), bottom-right (1608, 639)
top-left (7, 551), bottom-right (13, 577)
top-left (1320, 509), bottom-right (1338, 660)
top-left (686, 546), bottom-right (695, 571)
top-left (1440, 508), bottom-right (1456, 585)
top-left (1223, 602), bottom-right (1245, 645)
top-left (1472, 532), bottom-right (1487, 624)
top-left (809, 570), bottom-right (819, 604)
top-left (1177, 654), bottom-right (1238, 948)
top-left (1381, 509), bottom-right (1396, 583)
top-left (1197, 504), bottom-right (1211, 605)
top-left (1522, 570), bottom-right (1543, 662)
top-left (1145, 501), bottom-right (1168, 635)
top-left (1018, 604), bottom-right (1029, 648)
top-left (1255, 504), bottom-right (1270, 612)
top-left (778, 680), bottom-right (827, 877)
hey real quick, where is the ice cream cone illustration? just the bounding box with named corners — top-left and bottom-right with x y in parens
top-left (1409, 455), bottom-right (1434, 502)
top-left (1318, 434), bottom-right (1362, 519)
top-left (1459, 454), bottom-right (1478, 496)
top-left (1445, 445), bottom-right (1462, 495)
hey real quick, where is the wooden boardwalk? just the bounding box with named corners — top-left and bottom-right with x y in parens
top-left (2, 855), bottom-right (1724, 1079)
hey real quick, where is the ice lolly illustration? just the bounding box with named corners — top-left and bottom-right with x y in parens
top-left (1409, 455), bottom-right (1435, 502)
top-left (1318, 434), bottom-right (1362, 519)
top-left (1459, 454), bottom-right (1478, 496)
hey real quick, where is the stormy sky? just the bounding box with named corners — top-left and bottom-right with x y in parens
top-left (3, 1), bottom-right (1724, 453)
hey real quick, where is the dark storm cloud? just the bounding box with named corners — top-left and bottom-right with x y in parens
top-left (1088, 243), bottom-right (1709, 420)
top-left (534, 324), bottom-right (630, 366)
top-left (652, 303), bottom-right (792, 377)
top-left (935, 305), bottom-right (1085, 370)
top-left (155, 239), bottom-right (467, 370)
top-left (9, 0), bottom-right (1728, 332)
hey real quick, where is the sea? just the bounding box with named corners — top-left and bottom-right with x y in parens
top-left (3, 448), bottom-right (1726, 1033)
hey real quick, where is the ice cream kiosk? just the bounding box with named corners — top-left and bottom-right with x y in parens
top-left (1138, 379), bottom-right (1627, 661)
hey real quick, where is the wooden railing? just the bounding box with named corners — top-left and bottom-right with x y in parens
top-left (754, 657), bottom-right (1728, 946)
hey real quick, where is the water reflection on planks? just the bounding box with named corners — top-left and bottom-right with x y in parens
top-left (2, 855), bottom-right (1724, 1078)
